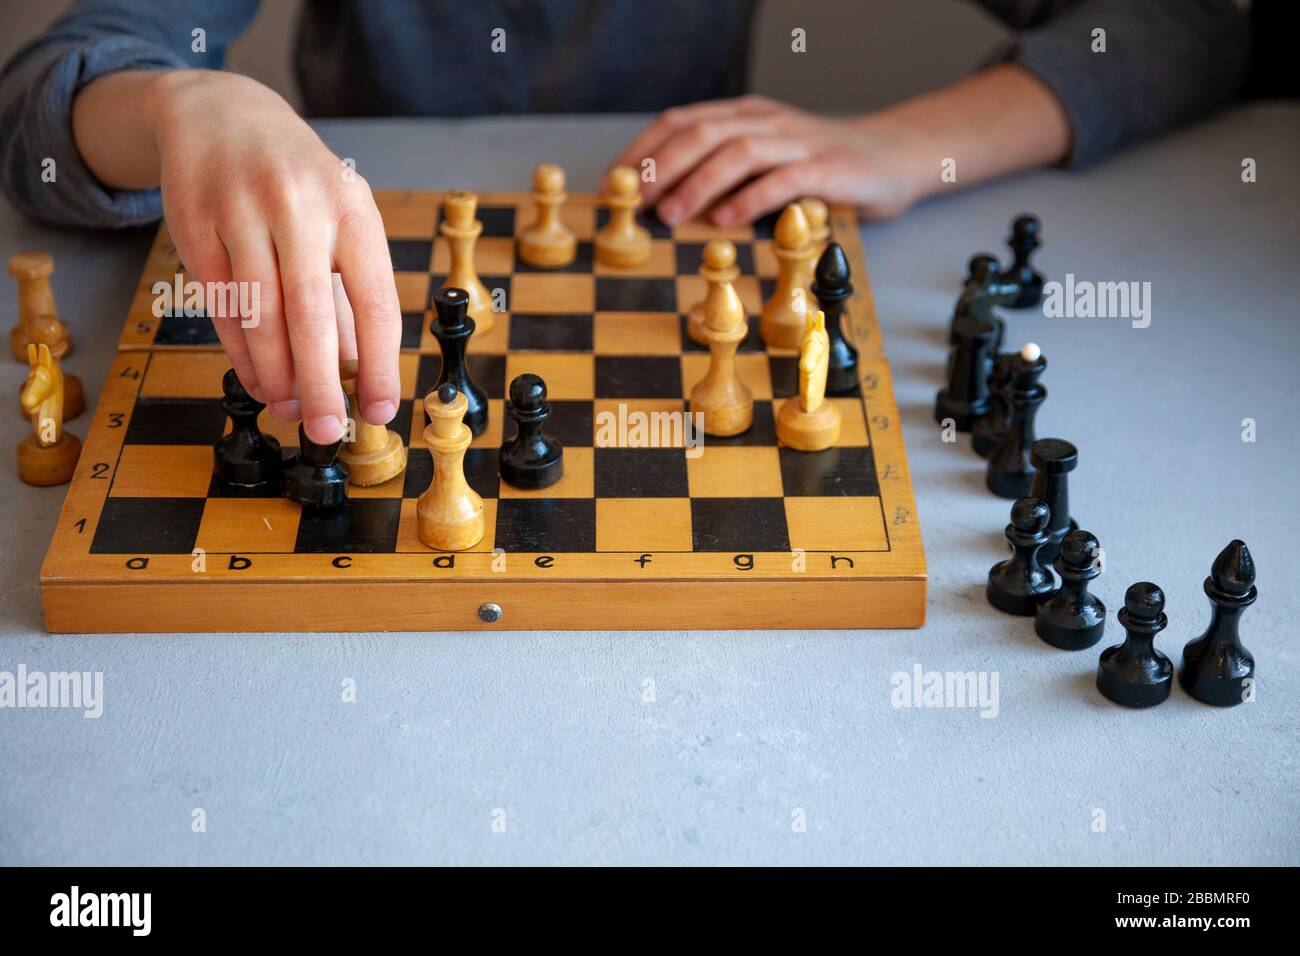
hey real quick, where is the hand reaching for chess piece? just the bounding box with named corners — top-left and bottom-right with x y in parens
top-left (69, 69), bottom-right (403, 444)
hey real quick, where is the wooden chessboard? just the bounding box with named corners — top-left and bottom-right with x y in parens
top-left (40, 190), bottom-right (925, 632)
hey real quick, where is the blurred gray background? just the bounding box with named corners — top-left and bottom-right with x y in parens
top-left (0, 0), bottom-right (1008, 113)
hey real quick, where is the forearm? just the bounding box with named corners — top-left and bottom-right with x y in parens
top-left (71, 69), bottom-right (173, 191)
top-left (859, 63), bottom-right (1071, 207)
top-left (0, 0), bottom-right (261, 227)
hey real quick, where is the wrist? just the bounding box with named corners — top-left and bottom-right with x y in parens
top-left (147, 69), bottom-right (216, 148)
top-left (848, 111), bottom-right (934, 207)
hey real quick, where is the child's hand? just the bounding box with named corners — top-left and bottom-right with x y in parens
top-left (151, 71), bottom-right (401, 443)
top-left (612, 95), bottom-right (923, 227)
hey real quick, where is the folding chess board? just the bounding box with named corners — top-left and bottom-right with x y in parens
top-left (40, 191), bottom-right (925, 632)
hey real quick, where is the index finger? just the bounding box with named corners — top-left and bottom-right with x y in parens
top-left (274, 223), bottom-right (346, 444)
top-left (334, 203), bottom-right (402, 426)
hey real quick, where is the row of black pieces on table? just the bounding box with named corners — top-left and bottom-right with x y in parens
top-left (936, 216), bottom-right (1048, 495)
top-left (975, 214), bottom-right (1044, 316)
top-left (945, 214), bottom-right (1046, 349)
top-left (938, 329), bottom-right (1057, 499)
top-left (987, 496), bottom-right (1257, 709)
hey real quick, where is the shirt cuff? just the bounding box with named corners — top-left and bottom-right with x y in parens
top-left (3, 35), bottom-right (187, 227)
top-left (1010, 29), bottom-right (1121, 169)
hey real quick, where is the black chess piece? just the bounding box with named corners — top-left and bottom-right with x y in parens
top-left (986, 343), bottom-right (1046, 499)
top-left (430, 286), bottom-right (488, 437)
top-left (951, 255), bottom-right (1021, 353)
top-left (966, 252), bottom-right (999, 282)
top-left (971, 352), bottom-right (1012, 458)
top-left (949, 253), bottom-right (999, 344)
top-left (935, 316), bottom-right (997, 431)
top-left (284, 393), bottom-right (350, 507)
top-left (1028, 438), bottom-right (1078, 564)
top-left (811, 242), bottom-right (859, 396)
top-left (1179, 540), bottom-right (1257, 707)
top-left (986, 497), bottom-right (1057, 615)
top-left (1097, 582), bottom-right (1173, 707)
top-left (1035, 529), bottom-right (1106, 650)
top-left (212, 368), bottom-right (282, 495)
top-left (999, 214), bottom-right (1044, 309)
top-left (499, 373), bottom-right (563, 489)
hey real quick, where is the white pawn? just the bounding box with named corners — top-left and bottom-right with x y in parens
top-left (686, 239), bottom-right (740, 346)
top-left (439, 190), bottom-right (494, 334)
top-left (759, 202), bottom-right (815, 350)
top-left (518, 163), bottom-right (576, 269)
top-left (690, 280), bottom-right (752, 437)
top-left (338, 359), bottom-right (406, 486)
top-left (595, 165), bottom-right (651, 268)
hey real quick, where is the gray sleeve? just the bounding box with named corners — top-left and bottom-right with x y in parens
top-left (978, 0), bottom-right (1253, 168)
top-left (0, 0), bottom-right (261, 228)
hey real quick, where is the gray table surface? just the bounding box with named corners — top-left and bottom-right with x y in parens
top-left (1, 106), bottom-right (1297, 866)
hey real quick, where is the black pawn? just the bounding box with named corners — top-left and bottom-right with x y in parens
top-left (430, 286), bottom-right (488, 437)
top-left (999, 214), bottom-right (1044, 309)
top-left (284, 393), bottom-right (350, 507)
top-left (971, 352), bottom-right (1012, 458)
top-left (811, 241), bottom-right (859, 396)
top-left (986, 344), bottom-right (1046, 499)
top-left (1097, 582), bottom-right (1173, 707)
top-left (949, 253), bottom-right (1000, 345)
top-left (1028, 438), bottom-right (1079, 564)
top-left (986, 497), bottom-right (1057, 615)
top-left (213, 368), bottom-right (282, 495)
top-left (500, 373), bottom-right (563, 490)
top-left (1180, 540), bottom-right (1257, 707)
top-left (935, 317), bottom-right (997, 431)
top-left (1035, 530), bottom-right (1106, 650)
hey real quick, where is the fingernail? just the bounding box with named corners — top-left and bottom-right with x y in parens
top-left (364, 400), bottom-right (397, 424)
top-left (271, 400), bottom-right (301, 421)
top-left (659, 200), bottom-right (682, 224)
top-left (307, 415), bottom-right (345, 443)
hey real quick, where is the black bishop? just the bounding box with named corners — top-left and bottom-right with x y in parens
top-left (1180, 540), bottom-right (1257, 707)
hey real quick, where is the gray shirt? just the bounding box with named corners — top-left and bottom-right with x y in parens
top-left (0, 0), bottom-right (1253, 228)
